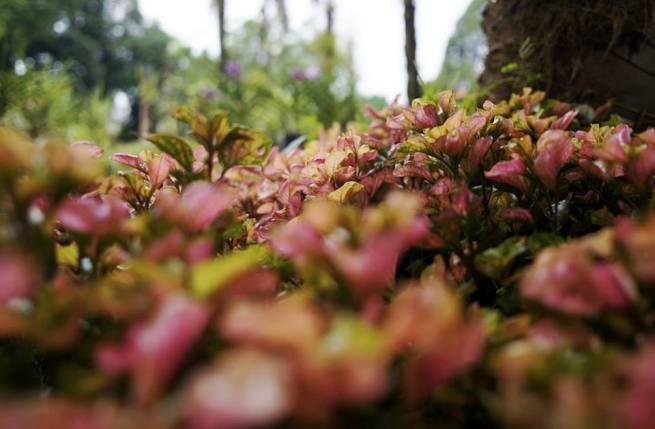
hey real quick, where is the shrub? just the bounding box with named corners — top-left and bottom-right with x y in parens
top-left (1, 89), bottom-right (655, 428)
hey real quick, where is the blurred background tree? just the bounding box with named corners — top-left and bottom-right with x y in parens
top-left (0, 0), bottom-right (497, 146)
top-left (404, 0), bottom-right (420, 100)
top-left (0, 0), bottom-right (376, 146)
top-left (22, 0), bottom-right (654, 145)
top-left (155, 0), bottom-right (364, 144)
top-left (0, 0), bottom-right (174, 144)
top-left (426, 0), bottom-right (486, 94)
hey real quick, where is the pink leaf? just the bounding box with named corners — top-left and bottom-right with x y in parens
top-left (550, 110), bottom-right (578, 130)
top-left (219, 269), bottom-right (279, 300)
top-left (270, 219), bottom-right (324, 258)
top-left (0, 251), bottom-right (35, 304)
top-left (485, 159), bottom-right (529, 192)
top-left (386, 113), bottom-right (409, 130)
top-left (620, 344), bottom-right (655, 429)
top-left (404, 322), bottom-right (485, 402)
top-left (521, 241), bottom-right (636, 316)
top-left (147, 154), bottom-right (173, 189)
top-left (56, 195), bottom-right (130, 236)
top-left (413, 102), bottom-right (438, 128)
top-left (96, 293), bottom-right (209, 404)
top-left (219, 298), bottom-right (324, 353)
top-left (111, 153), bottom-right (146, 172)
top-left (184, 237), bottom-right (215, 265)
top-left (327, 217), bottom-right (429, 297)
top-left (143, 230), bottom-right (185, 262)
top-left (594, 125), bottom-right (630, 163)
top-left (533, 130), bottom-right (573, 190)
top-left (465, 136), bottom-right (493, 172)
top-left (184, 349), bottom-right (294, 429)
top-left (157, 182), bottom-right (234, 232)
top-left (615, 216), bottom-right (655, 284)
top-left (626, 146), bottom-right (655, 191)
top-left (382, 281), bottom-right (485, 401)
top-left (71, 141), bottom-right (103, 159)
top-left (495, 207), bottom-right (534, 224)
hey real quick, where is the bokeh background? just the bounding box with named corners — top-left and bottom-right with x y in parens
top-left (0, 0), bottom-right (486, 148)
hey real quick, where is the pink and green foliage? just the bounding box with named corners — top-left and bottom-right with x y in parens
top-left (1, 89), bottom-right (655, 428)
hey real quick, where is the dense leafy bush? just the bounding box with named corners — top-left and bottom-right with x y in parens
top-left (0, 68), bottom-right (116, 146)
top-left (1, 89), bottom-right (655, 428)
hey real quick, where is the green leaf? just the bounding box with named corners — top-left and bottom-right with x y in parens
top-left (190, 245), bottom-right (269, 298)
top-left (146, 134), bottom-right (194, 172)
top-left (501, 62), bottom-right (519, 75)
top-left (118, 171), bottom-right (144, 194)
top-left (171, 106), bottom-right (196, 124)
top-left (222, 222), bottom-right (245, 240)
top-left (328, 181), bottom-right (366, 205)
top-left (321, 315), bottom-right (383, 359)
top-left (519, 37), bottom-right (533, 60)
top-left (475, 236), bottom-right (528, 280)
top-left (589, 207), bottom-right (614, 227)
top-left (397, 134), bottom-right (431, 154)
top-left (209, 111), bottom-right (231, 146)
top-left (526, 232), bottom-right (565, 254)
top-left (219, 126), bottom-right (272, 167)
top-left (172, 107), bottom-right (210, 144)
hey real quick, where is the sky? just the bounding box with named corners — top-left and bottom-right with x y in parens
top-left (138, 0), bottom-right (470, 101)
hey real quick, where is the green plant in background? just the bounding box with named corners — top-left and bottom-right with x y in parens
top-left (0, 0), bottom-right (375, 148)
top-left (65, 88), bottom-right (115, 147)
top-left (421, 0), bottom-right (487, 114)
top-left (174, 17), bottom-right (366, 145)
top-left (426, 0), bottom-right (486, 95)
top-left (0, 68), bottom-right (115, 147)
top-left (0, 0), bottom-right (180, 143)
top-left (0, 68), bottom-right (74, 138)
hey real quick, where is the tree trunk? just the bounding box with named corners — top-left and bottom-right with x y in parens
top-left (404, 0), bottom-right (421, 101)
top-left (321, 0), bottom-right (336, 73)
top-left (216, 0), bottom-right (227, 73)
top-left (138, 98), bottom-right (151, 137)
top-left (275, 0), bottom-right (289, 33)
top-left (326, 0), bottom-right (334, 37)
top-left (479, 0), bottom-right (655, 129)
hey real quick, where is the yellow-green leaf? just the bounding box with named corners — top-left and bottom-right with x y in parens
top-left (146, 134), bottom-right (194, 172)
top-left (56, 242), bottom-right (79, 268)
top-left (328, 181), bottom-right (366, 206)
top-left (398, 134), bottom-right (430, 154)
top-left (474, 236), bottom-right (527, 280)
top-left (172, 107), bottom-right (210, 144)
top-left (219, 126), bottom-right (271, 167)
top-left (190, 245), bottom-right (269, 298)
top-left (210, 112), bottom-right (231, 146)
top-left (321, 315), bottom-right (383, 359)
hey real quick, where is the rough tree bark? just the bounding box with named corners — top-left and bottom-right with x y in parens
top-left (479, 0), bottom-right (655, 129)
top-left (404, 0), bottom-right (421, 101)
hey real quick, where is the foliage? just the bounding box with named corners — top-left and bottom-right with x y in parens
top-left (2, 88), bottom-right (655, 428)
top-left (0, 0), bottom-right (371, 146)
top-left (159, 18), bottom-right (364, 144)
top-left (0, 0), bottom-right (184, 139)
top-left (428, 0), bottom-right (486, 93)
top-left (0, 67), bottom-right (115, 146)
top-left (0, 0), bottom-right (168, 94)
top-left (0, 67), bottom-right (75, 138)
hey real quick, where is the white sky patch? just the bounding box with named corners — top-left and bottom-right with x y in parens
top-left (138, 0), bottom-right (470, 101)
